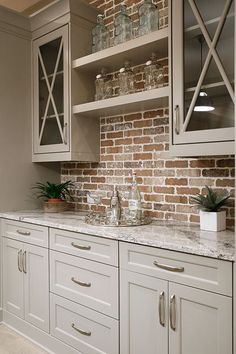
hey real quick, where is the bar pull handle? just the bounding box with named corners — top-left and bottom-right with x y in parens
top-left (23, 251), bottom-right (27, 274)
top-left (63, 122), bottom-right (68, 144)
top-left (17, 229), bottom-right (31, 236)
top-left (71, 242), bottom-right (91, 251)
top-left (153, 261), bottom-right (184, 273)
top-left (71, 277), bottom-right (91, 288)
top-left (174, 105), bottom-right (180, 135)
top-left (71, 323), bottom-right (91, 336)
top-left (170, 295), bottom-right (176, 331)
top-left (159, 291), bottom-right (165, 327)
top-left (17, 249), bottom-right (23, 272)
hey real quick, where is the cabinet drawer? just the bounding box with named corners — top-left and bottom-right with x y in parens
top-left (2, 219), bottom-right (48, 248)
top-left (50, 228), bottom-right (118, 266)
top-left (120, 242), bottom-right (232, 296)
top-left (50, 293), bottom-right (119, 354)
top-left (50, 250), bottom-right (118, 318)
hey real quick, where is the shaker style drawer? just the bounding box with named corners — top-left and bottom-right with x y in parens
top-left (119, 242), bottom-right (232, 296)
top-left (2, 219), bottom-right (48, 248)
top-left (50, 228), bottom-right (118, 266)
top-left (50, 294), bottom-right (119, 354)
top-left (50, 250), bottom-right (119, 318)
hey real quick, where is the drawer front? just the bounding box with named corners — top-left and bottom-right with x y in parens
top-left (50, 228), bottom-right (118, 266)
top-left (119, 242), bottom-right (232, 296)
top-left (50, 250), bottom-right (119, 319)
top-left (2, 219), bottom-right (48, 248)
top-left (50, 294), bottom-right (119, 354)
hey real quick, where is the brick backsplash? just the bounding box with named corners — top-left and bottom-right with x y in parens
top-left (61, 0), bottom-right (235, 229)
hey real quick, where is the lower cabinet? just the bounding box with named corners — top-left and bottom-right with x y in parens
top-left (120, 269), bottom-right (232, 354)
top-left (3, 237), bottom-right (49, 332)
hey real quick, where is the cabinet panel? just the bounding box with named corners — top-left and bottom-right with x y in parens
top-left (120, 270), bottom-right (168, 354)
top-left (24, 244), bottom-right (49, 332)
top-left (3, 238), bottom-right (24, 319)
top-left (169, 283), bottom-right (232, 354)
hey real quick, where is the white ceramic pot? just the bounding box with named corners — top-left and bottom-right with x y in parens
top-left (200, 210), bottom-right (226, 232)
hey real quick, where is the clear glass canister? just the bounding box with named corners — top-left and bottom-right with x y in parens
top-left (118, 61), bottom-right (135, 96)
top-left (95, 69), bottom-right (112, 100)
top-left (114, 5), bottom-right (133, 46)
top-left (138, 0), bottom-right (159, 37)
top-left (92, 14), bottom-right (110, 53)
top-left (144, 54), bottom-right (165, 90)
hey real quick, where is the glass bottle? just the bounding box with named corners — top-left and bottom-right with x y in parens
top-left (118, 61), bottom-right (135, 96)
top-left (95, 68), bottom-right (112, 100)
top-left (128, 172), bottom-right (142, 221)
top-left (92, 14), bottom-right (110, 53)
top-left (138, 0), bottom-right (159, 37)
top-left (114, 4), bottom-right (133, 45)
top-left (144, 53), bottom-right (164, 90)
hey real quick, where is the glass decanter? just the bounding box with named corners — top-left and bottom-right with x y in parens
top-left (138, 0), bottom-right (159, 37)
top-left (92, 14), bottom-right (110, 53)
top-left (114, 4), bottom-right (133, 45)
top-left (118, 61), bottom-right (135, 96)
top-left (95, 68), bottom-right (112, 100)
top-left (144, 53), bottom-right (164, 90)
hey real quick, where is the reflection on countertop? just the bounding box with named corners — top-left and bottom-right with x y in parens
top-left (0, 210), bottom-right (234, 261)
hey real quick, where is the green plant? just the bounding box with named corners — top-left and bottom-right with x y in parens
top-left (190, 186), bottom-right (230, 212)
top-left (32, 181), bottom-right (74, 201)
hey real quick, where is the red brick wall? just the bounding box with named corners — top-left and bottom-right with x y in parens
top-left (61, 0), bottom-right (235, 229)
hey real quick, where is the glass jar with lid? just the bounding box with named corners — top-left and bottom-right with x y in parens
top-left (144, 53), bottom-right (164, 90)
top-left (118, 61), bottom-right (135, 96)
top-left (92, 14), bottom-right (110, 53)
top-left (138, 0), bottom-right (159, 37)
top-left (95, 68), bottom-right (112, 101)
top-left (114, 4), bottom-right (133, 45)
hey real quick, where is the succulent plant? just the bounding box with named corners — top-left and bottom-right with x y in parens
top-left (190, 186), bottom-right (230, 212)
top-left (32, 181), bottom-right (74, 201)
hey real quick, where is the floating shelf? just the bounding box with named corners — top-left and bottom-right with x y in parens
top-left (73, 86), bottom-right (169, 118)
top-left (72, 28), bottom-right (168, 74)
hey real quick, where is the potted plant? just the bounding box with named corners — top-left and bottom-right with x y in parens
top-left (32, 181), bottom-right (74, 213)
top-left (190, 186), bottom-right (230, 232)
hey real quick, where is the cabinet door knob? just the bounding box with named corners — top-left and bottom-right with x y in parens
top-left (17, 249), bottom-right (23, 272)
top-left (71, 277), bottom-right (91, 288)
top-left (174, 105), bottom-right (180, 135)
top-left (71, 242), bottom-right (91, 251)
top-left (159, 291), bottom-right (165, 327)
top-left (153, 261), bottom-right (184, 273)
top-left (17, 229), bottom-right (31, 236)
top-left (71, 323), bottom-right (91, 336)
top-left (170, 295), bottom-right (176, 331)
top-left (23, 251), bottom-right (27, 274)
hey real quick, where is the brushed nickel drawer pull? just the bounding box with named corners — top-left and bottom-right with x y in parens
top-left (153, 261), bottom-right (184, 273)
top-left (71, 277), bottom-right (91, 287)
top-left (17, 249), bottom-right (23, 272)
top-left (170, 295), bottom-right (176, 331)
top-left (174, 105), bottom-right (180, 135)
top-left (23, 251), bottom-right (27, 274)
top-left (17, 229), bottom-right (31, 236)
top-left (159, 291), bottom-right (165, 327)
top-left (71, 242), bottom-right (91, 251)
top-left (71, 323), bottom-right (91, 336)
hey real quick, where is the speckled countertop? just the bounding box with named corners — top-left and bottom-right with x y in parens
top-left (0, 210), bottom-right (235, 261)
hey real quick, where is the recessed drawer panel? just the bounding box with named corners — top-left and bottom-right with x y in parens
top-left (2, 219), bottom-right (48, 248)
top-left (120, 242), bottom-right (232, 296)
top-left (50, 293), bottom-right (119, 354)
top-left (50, 250), bottom-right (119, 318)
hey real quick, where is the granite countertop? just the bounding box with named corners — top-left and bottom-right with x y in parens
top-left (0, 210), bottom-right (235, 261)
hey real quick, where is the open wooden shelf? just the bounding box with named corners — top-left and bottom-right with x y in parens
top-left (72, 28), bottom-right (168, 74)
top-left (73, 86), bottom-right (169, 118)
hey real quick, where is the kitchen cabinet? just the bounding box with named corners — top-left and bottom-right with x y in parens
top-left (170, 0), bottom-right (235, 156)
top-left (3, 236), bottom-right (49, 332)
top-left (120, 242), bottom-right (233, 354)
top-left (31, 0), bottom-right (100, 162)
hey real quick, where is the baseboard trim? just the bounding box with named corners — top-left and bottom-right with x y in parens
top-left (3, 310), bottom-right (78, 354)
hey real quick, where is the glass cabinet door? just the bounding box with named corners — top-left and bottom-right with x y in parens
top-left (33, 25), bottom-right (69, 154)
top-left (172, 0), bottom-right (235, 146)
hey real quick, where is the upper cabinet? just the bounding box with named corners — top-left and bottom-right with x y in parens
top-left (31, 0), bottom-right (100, 162)
top-left (170, 0), bottom-right (235, 156)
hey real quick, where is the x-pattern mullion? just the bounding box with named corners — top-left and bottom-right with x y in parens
top-left (38, 38), bottom-right (64, 144)
top-left (183, 0), bottom-right (234, 132)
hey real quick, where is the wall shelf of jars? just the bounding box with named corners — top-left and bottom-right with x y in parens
top-left (72, 27), bottom-right (168, 74)
top-left (73, 86), bottom-right (169, 118)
